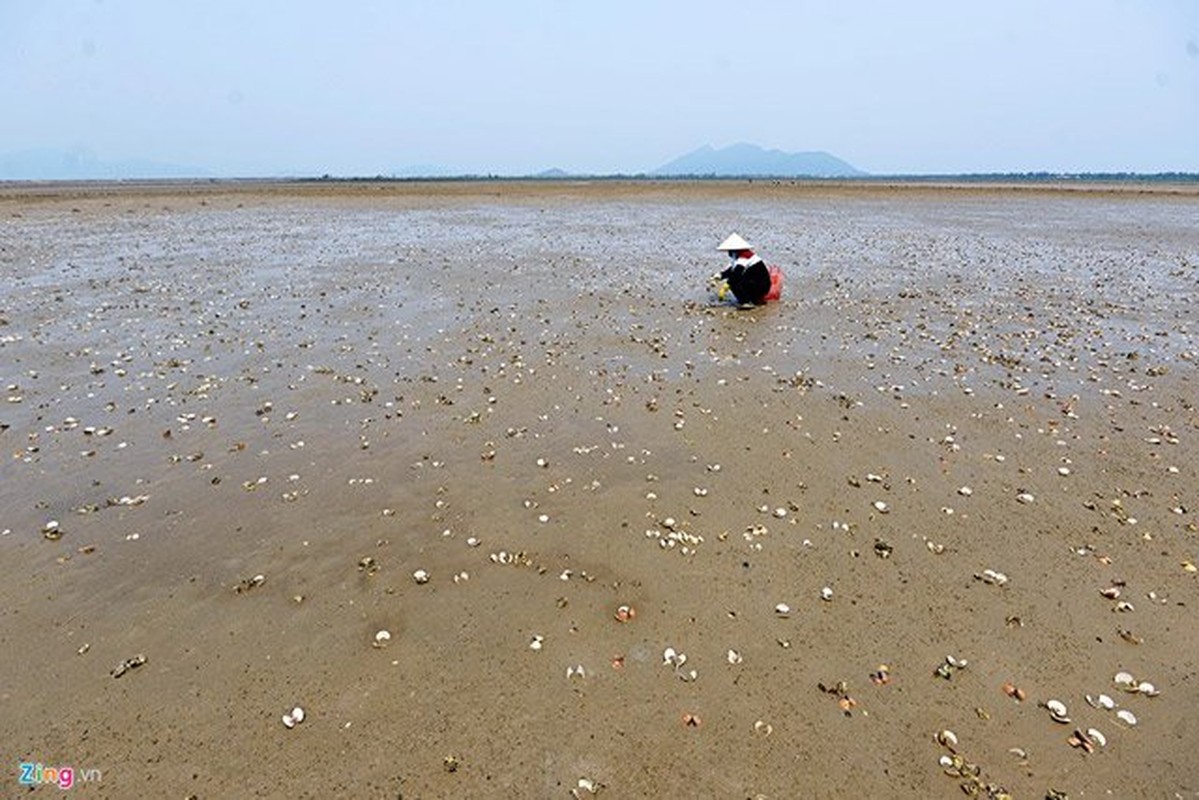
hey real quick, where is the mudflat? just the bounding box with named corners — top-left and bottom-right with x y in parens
top-left (1, 180), bottom-right (1196, 798)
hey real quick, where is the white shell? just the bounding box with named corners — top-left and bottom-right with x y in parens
top-left (1087, 728), bottom-right (1107, 747)
top-left (373, 629), bottom-right (391, 646)
top-left (1016, 492), bottom-right (1035, 504)
top-left (820, 587), bottom-right (834, 601)
top-left (1116, 709), bottom-right (1137, 726)
top-left (774, 603), bottom-right (792, 616)
top-left (1114, 671), bottom-right (1136, 687)
top-left (282, 705), bottom-right (305, 728)
top-left (412, 569), bottom-right (429, 584)
top-left (946, 655), bottom-right (968, 669)
top-left (727, 649), bottom-right (743, 665)
top-left (1096, 693), bottom-right (1116, 709)
top-left (1137, 681), bottom-right (1159, 696)
top-left (939, 755), bottom-right (955, 768)
top-left (872, 500), bottom-right (890, 513)
top-left (1046, 699), bottom-right (1069, 721)
top-left (937, 729), bottom-right (958, 747)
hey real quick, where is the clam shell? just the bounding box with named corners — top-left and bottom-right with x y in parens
top-left (1137, 681), bottom-right (1159, 696)
top-left (1046, 699), bottom-right (1069, 722)
top-left (1087, 728), bottom-right (1107, 747)
top-left (1114, 671), bottom-right (1136, 687)
top-left (775, 603), bottom-right (792, 617)
top-left (1116, 709), bottom-right (1137, 726)
top-left (936, 729), bottom-right (958, 748)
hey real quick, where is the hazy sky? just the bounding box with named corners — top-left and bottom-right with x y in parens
top-left (3, 0), bottom-right (1197, 176)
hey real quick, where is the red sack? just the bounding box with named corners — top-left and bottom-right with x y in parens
top-left (765, 265), bottom-right (784, 301)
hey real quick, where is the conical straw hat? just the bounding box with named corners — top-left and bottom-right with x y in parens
top-left (717, 233), bottom-right (751, 251)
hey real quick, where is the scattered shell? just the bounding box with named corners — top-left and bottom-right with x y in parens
top-left (872, 500), bottom-right (890, 513)
top-left (372, 629), bottom-right (392, 648)
top-left (566, 664), bottom-right (586, 680)
top-left (1100, 586), bottom-right (1121, 599)
top-left (727, 649), bottom-right (743, 665)
top-left (976, 568), bottom-right (1009, 586)
top-left (753, 719), bottom-right (773, 736)
top-left (958, 486), bottom-right (973, 497)
top-left (1136, 681), bottom-right (1159, 697)
top-left (946, 655), bottom-right (968, 669)
top-left (110, 653), bottom-right (147, 679)
top-left (282, 705), bottom-right (306, 729)
top-left (1016, 492), bottom-right (1035, 504)
top-left (412, 569), bottom-right (429, 584)
top-left (614, 604), bottom-right (636, 623)
top-left (1116, 709), bottom-right (1137, 726)
top-left (936, 729), bottom-right (959, 748)
top-left (1114, 671), bottom-right (1136, 687)
top-left (1045, 699), bottom-right (1071, 723)
top-left (773, 507), bottom-right (787, 518)
top-left (662, 647), bottom-right (686, 667)
top-left (1001, 682), bottom-right (1026, 702)
top-left (1087, 728), bottom-right (1107, 747)
top-left (529, 635), bottom-right (544, 651)
top-left (681, 712), bottom-right (702, 728)
top-left (1067, 730), bottom-right (1095, 753)
top-left (774, 603), bottom-right (792, 617)
top-left (820, 586), bottom-right (834, 602)
top-left (1087, 693), bottom-right (1116, 710)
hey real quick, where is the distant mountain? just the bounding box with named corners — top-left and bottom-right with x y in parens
top-left (651, 143), bottom-right (865, 178)
top-left (534, 167), bottom-right (570, 178)
top-left (0, 148), bottom-right (210, 180)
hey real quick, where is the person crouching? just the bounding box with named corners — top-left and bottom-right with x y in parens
top-left (716, 233), bottom-right (772, 306)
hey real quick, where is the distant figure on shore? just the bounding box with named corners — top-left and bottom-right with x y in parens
top-left (713, 233), bottom-right (782, 306)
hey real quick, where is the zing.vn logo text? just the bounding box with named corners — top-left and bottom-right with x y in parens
top-left (18, 762), bottom-right (103, 790)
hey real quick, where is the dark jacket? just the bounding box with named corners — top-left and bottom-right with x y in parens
top-left (720, 249), bottom-right (770, 305)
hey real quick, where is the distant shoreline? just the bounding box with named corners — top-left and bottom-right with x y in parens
top-left (3, 175), bottom-right (1198, 204)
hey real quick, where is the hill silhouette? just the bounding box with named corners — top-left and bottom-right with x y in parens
top-left (651, 143), bottom-right (865, 177)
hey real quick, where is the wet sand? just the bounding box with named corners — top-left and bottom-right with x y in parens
top-left (1, 180), bottom-right (1196, 798)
